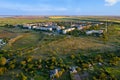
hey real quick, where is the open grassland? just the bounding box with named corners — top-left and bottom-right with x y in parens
top-left (32, 36), bottom-right (117, 58)
top-left (49, 16), bottom-right (120, 23)
top-left (107, 25), bottom-right (120, 46)
top-left (0, 27), bottom-right (18, 38)
top-left (0, 17), bottom-right (51, 26)
top-left (0, 16), bottom-right (120, 26)
top-left (0, 16), bottom-right (119, 59)
top-left (3, 30), bottom-right (118, 59)
top-left (0, 17), bottom-right (75, 26)
top-left (12, 33), bottom-right (40, 49)
top-left (3, 32), bottom-right (41, 49)
top-left (2, 25), bottom-right (120, 59)
top-left (8, 34), bottom-right (27, 46)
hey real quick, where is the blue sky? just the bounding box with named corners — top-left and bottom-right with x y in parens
top-left (0, 0), bottom-right (120, 15)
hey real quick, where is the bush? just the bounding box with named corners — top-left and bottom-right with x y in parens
top-left (0, 67), bottom-right (7, 75)
top-left (0, 57), bottom-right (7, 66)
top-left (70, 54), bottom-right (75, 59)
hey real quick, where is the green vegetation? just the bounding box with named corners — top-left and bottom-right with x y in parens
top-left (0, 16), bottom-right (120, 80)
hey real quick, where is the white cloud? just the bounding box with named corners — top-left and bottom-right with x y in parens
top-left (105, 0), bottom-right (120, 6)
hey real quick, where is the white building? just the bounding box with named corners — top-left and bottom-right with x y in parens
top-left (56, 26), bottom-right (65, 31)
top-left (36, 27), bottom-right (53, 31)
top-left (76, 25), bottom-right (83, 30)
top-left (69, 67), bottom-right (77, 74)
top-left (23, 26), bottom-right (32, 29)
top-left (86, 30), bottom-right (94, 35)
top-left (32, 25), bottom-right (38, 29)
top-left (86, 30), bottom-right (103, 35)
top-left (23, 23), bottom-right (35, 29)
top-left (0, 39), bottom-right (6, 48)
top-left (62, 27), bottom-right (75, 34)
top-left (71, 24), bottom-right (76, 27)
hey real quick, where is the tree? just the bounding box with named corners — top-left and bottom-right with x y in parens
top-left (82, 63), bottom-right (89, 70)
top-left (95, 55), bottom-right (103, 62)
top-left (49, 65), bottom-right (54, 69)
top-left (55, 73), bottom-right (60, 78)
top-left (0, 57), bottom-right (7, 66)
top-left (25, 56), bottom-right (33, 63)
top-left (20, 61), bottom-right (26, 66)
top-left (93, 76), bottom-right (97, 80)
top-left (9, 64), bottom-right (15, 69)
top-left (70, 54), bottom-right (75, 59)
top-left (110, 74), bottom-right (117, 80)
top-left (0, 67), bottom-right (7, 75)
top-left (20, 61), bottom-right (26, 69)
top-left (20, 72), bottom-right (27, 80)
top-left (109, 56), bottom-right (120, 66)
top-left (51, 57), bottom-right (56, 62)
top-left (59, 58), bottom-right (63, 64)
top-left (99, 72), bottom-right (107, 80)
top-left (27, 63), bottom-right (34, 69)
top-left (58, 71), bottom-right (63, 77)
top-left (38, 59), bottom-right (42, 64)
top-left (76, 67), bottom-right (81, 72)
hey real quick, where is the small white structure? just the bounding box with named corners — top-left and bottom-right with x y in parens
top-left (44, 24), bottom-right (49, 27)
top-left (26, 23), bottom-right (35, 27)
top-left (100, 22), bottom-right (104, 25)
top-left (50, 69), bottom-right (59, 78)
top-left (62, 27), bottom-right (75, 34)
top-left (0, 39), bottom-right (6, 48)
top-left (56, 26), bottom-right (65, 31)
top-left (71, 24), bottom-right (76, 27)
top-left (32, 25), bottom-right (38, 29)
top-left (50, 26), bottom-right (65, 31)
top-left (76, 25), bottom-right (83, 30)
top-left (86, 30), bottom-right (103, 35)
top-left (98, 62), bottom-right (102, 66)
top-left (23, 26), bottom-right (32, 29)
top-left (89, 64), bottom-right (94, 70)
top-left (86, 30), bottom-right (94, 35)
top-left (69, 67), bottom-right (77, 74)
top-left (36, 27), bottom-right (53, 31)
top-left (23, 23), bottom-right (35, 29)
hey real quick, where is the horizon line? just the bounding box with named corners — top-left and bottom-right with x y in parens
top-left (0, 15), bottom-right (120, 17)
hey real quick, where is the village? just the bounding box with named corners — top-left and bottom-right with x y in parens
top-left (18, 21), bottom-right (105, 36)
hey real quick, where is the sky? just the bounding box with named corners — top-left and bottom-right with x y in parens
top-left (0, 0), bottom-right (120, 15)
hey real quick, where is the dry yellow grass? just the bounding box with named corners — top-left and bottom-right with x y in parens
top-left (8, 33), bottom-right (29, 46)
top-left (33, 36), bottom-right (115, 57)
top-left (0, 31), bottom-right (16, 38)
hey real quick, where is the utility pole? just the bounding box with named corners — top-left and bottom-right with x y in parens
top-left (102, 18), bottom-right (108, 44)
top-left (71, 21), bottom-right (72, 27)
top-left (105, 19), bottom-right (108, 33)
